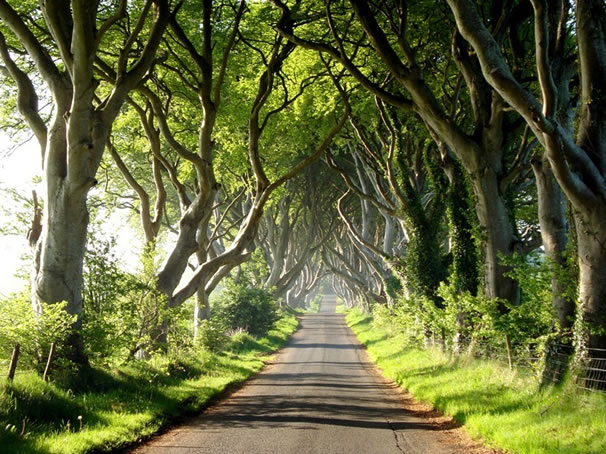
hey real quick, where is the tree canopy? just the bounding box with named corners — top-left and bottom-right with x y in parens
top-left (0, 0), bottom-right (605, 389)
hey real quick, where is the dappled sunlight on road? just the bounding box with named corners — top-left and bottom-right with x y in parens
top-left (129, 297), bottom-right (464, 454)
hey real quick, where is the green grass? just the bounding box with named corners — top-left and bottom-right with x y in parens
top-left (0, 313), bottom-right (298, 454)
top-left (345, 308), bottom-right (606, 454)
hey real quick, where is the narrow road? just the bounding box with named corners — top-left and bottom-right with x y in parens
top-left (129, 297), bottom-right (464, 453)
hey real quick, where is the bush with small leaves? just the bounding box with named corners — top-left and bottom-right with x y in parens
top-left (212, 280), bottom-right (280, 337)
top-left (0, 292), bottom-right (76, 373)
top-left (196, 319), bottom-right (230, 353)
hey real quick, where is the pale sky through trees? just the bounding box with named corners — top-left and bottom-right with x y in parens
top-left (0, 135), bottom-right (40, 295)
top-left (0, 131), bottom-right (195, 297)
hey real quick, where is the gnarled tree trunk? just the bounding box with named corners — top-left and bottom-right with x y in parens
top-left (472, 168), bottom-right (519, 306)
top-left (0, 0), bottom-right (171, 363)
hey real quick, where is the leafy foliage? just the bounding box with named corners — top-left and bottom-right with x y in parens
top-left (196, 319), bottom-right (230, 353)
top-left (379, 259), bottom-right (558, 357)
top-left (0, 293), bottom-right (76, 372)
top-left (444, 162), bottom-right (479, 295)
top-left (212, 280), bottom-right (280, 337)
top-left (81, 232), bottom-right (183, 364)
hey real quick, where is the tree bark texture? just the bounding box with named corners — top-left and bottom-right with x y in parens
top-left (0, 0), bottom-right (170, 362)
top-left (193, 287), bottom-right (211, 341)
top-left (471, 168), bottom-right (519, 306)
top-left (447, 0), bottom-right (606, 351)
top-left (575, 210), bottom-right (606, 350)
top-left (532, 158), bottom-right (573, 332)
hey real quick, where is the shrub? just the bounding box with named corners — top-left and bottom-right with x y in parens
top-left (212, 281), bottom-right (279, 337)
top-left (196, 319), bottom-right (230, 353)
top-left (228, 330), bottom-right (257, 352)
top-left (0, 292), bottom-right (76, 372)
top-left (82, 236), bottom-right (190, 363)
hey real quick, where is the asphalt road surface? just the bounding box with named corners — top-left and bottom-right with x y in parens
top-left (129, 297), bottom-right (462, 453)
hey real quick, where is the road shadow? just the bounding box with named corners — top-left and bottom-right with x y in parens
top-left (289, 342), bottom-right (362, 350)
top-left (195, 393), bottom-right (439, 432)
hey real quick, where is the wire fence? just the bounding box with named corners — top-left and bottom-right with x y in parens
top-left (577, 349), bottom-right (606, 393)
top-left (3, 338), bottom-right (606, 393)
top-left (462, 340), bottom-right (606, 393)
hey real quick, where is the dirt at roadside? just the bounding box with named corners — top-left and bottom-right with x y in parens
top-left (390, 385), bottom-right (503, 454)
top-left (350, 328), bottom-right (504, 454)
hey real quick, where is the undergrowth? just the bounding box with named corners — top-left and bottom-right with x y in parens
top-left (0, 313), bottom-right (298, 454)
top-left (346, 308), bottom-right (606, 454)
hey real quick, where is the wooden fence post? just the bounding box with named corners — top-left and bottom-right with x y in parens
top-left (42, 342), bottom-right (56, 382)
top-left (505, 335), bottom-right (514, 370)
top-left (7, 343), bottom-right (20, 381)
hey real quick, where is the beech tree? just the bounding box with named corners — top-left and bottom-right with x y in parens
top-left (270, 0), bottom-right (539, 311)
top-left (341, 107), bottom-right (449, 304)
top-left (326, 132), bottom-right (406, 305)
top-left (323, 241), bottom-right (385, 310)
top-left (0, 0), bottom-right (174, 361)
top-left (100, 1), bottom-right (351, 342)
top-left (447, 0), bottom-right (605, 350)
top-left (259, 166), bottom-right (335, 302)
top-left (286, 259), bottom-right (325, 307)
top-left (327, 101), bottom-right (481, 346)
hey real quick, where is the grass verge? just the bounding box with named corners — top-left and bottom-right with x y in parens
top-left (0, 313), bottom-right (298, 454)
top-left (345, 308), bottom-right (606, 454)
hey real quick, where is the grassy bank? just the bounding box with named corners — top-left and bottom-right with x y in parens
top-left (346, 308), bottom-right (606, 454)
top-left (0, 313), bottom-right (298, 454)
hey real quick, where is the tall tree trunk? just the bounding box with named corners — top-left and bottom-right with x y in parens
top-left (193, 286), bottom-right (211, 341)
top-left (533, 157), bottom-right (575, 384)
top-left (444, 157), bottom-right (479, 352)
top-left (445, 160), bottom-right (479, 296)
top-left (31, 90), bottom-right (105, 364)
top-left (382, 214), bottom-right (397, 256)
top-left (33, 190), bottom-right (89, 315)
top-left (472, 168), bottom-right (519, 306)
top-left (574, 209), bottom-right (606, 390)
top-left (575, 210), bottom-right (606, 351)
top-left (33, 168), bottom-right (91, 363)
top-left (533, 158), bottom-right (573, 332)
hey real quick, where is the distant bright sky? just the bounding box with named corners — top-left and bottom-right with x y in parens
top-left (0, 135), bottom-right (41, 296)
top-left (0, 133), bottom-right (192, 299)
top-left (0, 135), bottom-right (147, 297)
